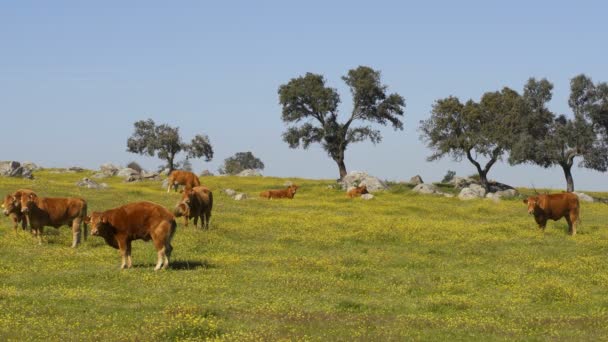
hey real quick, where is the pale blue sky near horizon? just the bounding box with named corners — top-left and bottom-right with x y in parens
top-left (1, 1), bottom-right (607, 190)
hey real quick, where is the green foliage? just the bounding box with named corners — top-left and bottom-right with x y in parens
top-left (126, 119), bottom-right (213, 172)
top-left (2, 172), bottom-right (608, 340)
top-left (279, 66), bottom-right (405, 178)
top-left (218, 151), bottom-right (264, 175)
top-left (509, 75), bottom-right (608, 191)
top-left (126, 161), bottom-right (142, 174)
top-left (441, 170), bottom-right (456, 183)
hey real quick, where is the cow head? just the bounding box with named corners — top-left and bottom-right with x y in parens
top-left (2, 194), bottom-right (19, 216)
top-left (173, 202), bottom-right (190, 218)
top-left (86, 212), bottom-right (109, 236)
top-left (20, 192), bottom-right (38, 214)
top-left (523, 196), bottom-right (540, 215)
top-left (289, 185), bottom-right (299, 195)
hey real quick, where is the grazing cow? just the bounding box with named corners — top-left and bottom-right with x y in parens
top-left (2, 189), bottom-right (35, 232)
top-left (347, 185), bottom-right (369, 198)
top-left (20, 192), bottom-right (87, 246)
top-left (523, 192), bottom-right (580, 235)
top-left (260, 185), bottom-right (299, 199)
top-left (166, 170), bottom-right (201, 193)
top-left (85, 201), bottom-right (176, 270)
top-left (173, 186), bottom-right (213, 229)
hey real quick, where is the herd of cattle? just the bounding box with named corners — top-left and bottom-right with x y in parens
top-left (1, 170), bottom-right (584, 270)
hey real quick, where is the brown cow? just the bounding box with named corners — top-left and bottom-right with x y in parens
top-left (523, 192), bottom-right (580, 235)
top-left (21, 192), bottom-right (87, 246)
top-left (85, 201), bottom-right (176, 270)
top-left (173, 186), bottom-right (213, 229)
top-left (260, 185), bottom-right (299, 199)
top-left (347, 185), bottom-right (369, 198)
top-left (167, 170), bottom-right (201, 193)
top-left (2, 189), bottom-right (35, 232)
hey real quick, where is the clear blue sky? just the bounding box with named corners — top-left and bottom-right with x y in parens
top-left (1, 1), bottom-right (607, 190)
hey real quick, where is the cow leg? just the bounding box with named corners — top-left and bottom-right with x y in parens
top-left (71, 219), bottom-right (82, 248)
top-left (193, 213), bottom-right (199, 228)
top-left (153, 222), bottom-right (172, 271)
top-left (183, 214), bottom-right (189, 227)
top-left (205, 210), bottom-right (211, 229)
top-left (566, 215), bottom-right (577, 236)
top-left (126, 240), bottom-right (133, 269)
top-left (117, 237), bottom-right (128, 270)
top-left (36, 227), bottom-right (43, 245)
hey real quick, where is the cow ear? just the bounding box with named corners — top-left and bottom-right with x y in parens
top-left (83, 216), bottom-right (91, 224)
top-left (523, 199), bottom-right (528, 204)
top-left (101, 216), bottom-right (108, 223)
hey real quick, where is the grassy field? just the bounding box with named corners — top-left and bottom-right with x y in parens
top-left (1, 170), bottom-right (607, 341)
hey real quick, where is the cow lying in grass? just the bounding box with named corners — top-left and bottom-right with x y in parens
top-left (260, 185), bottom-right (299, 199)
top-left (20, 192), bottom-right (87, 247)
top-left (523, 192), bottom-right (580, 235)
top-left (2, 189), bottom-right (35, 232)
top-left (347, 185), bottom-right (369, 198)
top-left (167, 170), bottom-right (201, 193)
top-left (174, 186), bottom-right (213, 229)
top-left (86, 201), bottom-right (176, 270)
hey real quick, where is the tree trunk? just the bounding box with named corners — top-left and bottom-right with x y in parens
top-left (167, 155), bottom-right (175, 174)
top-left (336, 159), bottom-right (347, 180)
top-left (561, 163), bottom-right (574, 192)
top-left (479, 171), bottom-right (489, 193)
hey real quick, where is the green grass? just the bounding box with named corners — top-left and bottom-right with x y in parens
top-left (1, 170), bottom-right (608, 341)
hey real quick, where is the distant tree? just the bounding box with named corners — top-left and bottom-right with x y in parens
top-left (420, 87), bottom-right (523, 192)
top-left (180, 158), bottom-right (193, 172)
top-left (278, 66), bottom-right (406, 179)
top-left (441, 170), bottom-right (456, 183)
top-left (126, 119), bottom-right (213, 173)
top-left (219, 151), bottom-right (265, 175)
top-left (509, 75), bottom-right (608, 192)
top-left (126, 161), bottom-right (143, 174)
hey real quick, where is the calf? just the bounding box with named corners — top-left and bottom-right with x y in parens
top-left (167, 170), bottom-right (200, 193)
top-left (260, 185), bottom-right (299, 199)
top-left (21, 192), bottom-right (87, 246)
top-left (347, 185), bottom-right (369, 198)
top-left (86, 201), bottom-right (176, 270)
top-left (2, 189), bottom-right (35, 232)
top-left (173, 186), bottom-right (213, 229)
top-left (523, 192), bottom-right (580, 235)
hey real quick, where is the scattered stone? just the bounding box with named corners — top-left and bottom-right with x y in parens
top-left (117, 168), bottom-right (139, 178)
top-left (574, 192), bottom-right (594, 202)
top-left (409, 175), bottom-right (424, 185)
top-left (21, 162), bottom-right (40, 171)
top-left (449, 176), bottom-right (475, 189)
top-left (339, 171), bottom-right (387, 192)
top-left (234, 193), bottom-right (248, 201)
top-left (443, 193), bottom-right (455, 198)
top-left (100, 163), bottom-right (119, 176)
top-left (360, 194), bottom-right (374, 200)
top-left (75, 177), bottom-right (108, 189)
top-left (200, 170), bottom-right (214, 177)
top-left (412, 183), bottom-right (442, 195)
top-left (237, 169), bottom-right (263, 177)
top-left (140, 170), bottom-right (160, 180)
top-left (224, 189), bottom-right (237, 197)
top-left (124, 175), bottom-right (142, 183)
top-left (0, 161), bottom-right (34, 179)
top-left (68, 166), bottom-right (85, 172)
top-left (493, 189), bottom-right (519, 199)
top-left (91, 173), bottom-right (108, 179)
top-left (458, 184), bottom-right (487, 200)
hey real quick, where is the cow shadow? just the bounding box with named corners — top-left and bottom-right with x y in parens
top-left (133, 259), bottom-right (215, 271)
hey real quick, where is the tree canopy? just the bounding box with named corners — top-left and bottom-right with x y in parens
top-left (509, 75), bottom-right (608, 191)
top-left (419, 87), bottom-right (524, 191)
top-left (126, 119), bottom-right (213, 172)
top-left (279, 66), bottom-right (405, 179)
top-left (218, 151), bottom-right (265, 175)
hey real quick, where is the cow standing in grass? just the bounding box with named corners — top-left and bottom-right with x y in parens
top-left (86, 201), bottom-right (176, 270)
top-left (260, 185), bottom-right (299, 199)
top-left (2, 189), bottom-right (35, 232)
top-left (20, 192), bottom-right (88, 246)
top-left (173, 186), bottom-right (213, 229)
top-left (523, 193), bottom-right (580, 235)
top-left (167, 170), bottom-right (200, 193)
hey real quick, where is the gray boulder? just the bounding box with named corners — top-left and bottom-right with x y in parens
top-left (493, 189), bottom-right (519, 199)
top-left (339, 171), bottom-right (387, 192)
top-left (200, 170), bottom-right (214, 177)
top-left (91, 173), bottom-right (109, 179)
top-left (117, 168), bottom-right (139, 178)
top-left (224, 189), bottom-right (237, 197)
top-left (574, 192), bottom-right (594, 202)
top-left (141, 170), bottom-right (160, 180)
top-left (412, 183), bottom-right (442, 195)
top-left (76, 177), bottom-right (108, 189)
top-left (0, 161), bottom-right (34, 179)
top-left (234, 193), bottom-right (248, 200)
top-left (237, 169), bottom-right (263, 177)
top-left (68, 166), bottom-right (86, 172)
top-left (449, 176), bottom-right (475, 189)
top-left (458, 184), bottom-right (487, 200)
top-left (361, 194), bottom-right (374, 200)
top-left (21, 162), bottom-right (40, 171)
top-left (100, 163), bottom-right (119, 176)
top-left (409, 175), bottom-right (424, 185)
